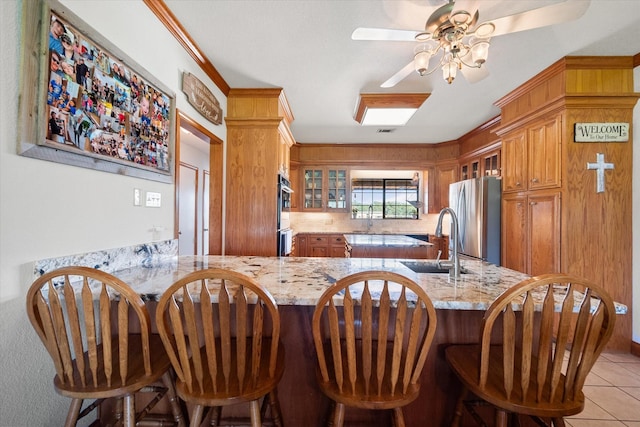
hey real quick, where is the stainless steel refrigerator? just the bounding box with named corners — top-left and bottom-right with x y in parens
top-left (448, 176), bottom-right (501, 265)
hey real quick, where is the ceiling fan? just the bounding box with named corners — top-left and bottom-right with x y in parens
top-left (352, 0), bottom-right (590, 86)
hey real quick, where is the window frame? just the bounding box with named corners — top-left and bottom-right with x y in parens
top-left (351, 178), bottom-right (420, 220)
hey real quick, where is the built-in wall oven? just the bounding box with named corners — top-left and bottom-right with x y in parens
top-left (277, 175), bottom-right (293, 256)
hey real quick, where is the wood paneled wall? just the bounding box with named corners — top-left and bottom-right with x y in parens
top-left (291, 140), bottom-right (459, 167)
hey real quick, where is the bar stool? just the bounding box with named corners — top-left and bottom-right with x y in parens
top-left (155, 268), bottom-right (285, 427)
top-left (26, 266), bottom-right (185, 427)
top-left (445, 273), bottom-right (617, 427)
top-left (312, 271), bottom-right (438, 427)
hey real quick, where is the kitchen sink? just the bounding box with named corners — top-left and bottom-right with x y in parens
top-left (400, 261), bottom-right (468, 274)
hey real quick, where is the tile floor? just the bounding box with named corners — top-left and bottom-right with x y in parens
top-left (566, 352), bottom-right (640, 427)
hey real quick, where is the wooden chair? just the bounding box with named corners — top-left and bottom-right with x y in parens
top-left (155, 268), bottom-right (285, 427)
top-left (445, 273), bottom-right (617, 427)
top-left (26, 266), bottom-right (185, 427)
top-left (312, 271), bottom-right (438, 427)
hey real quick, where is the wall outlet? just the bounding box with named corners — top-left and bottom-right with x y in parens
top-left (145, 191), bottom-right (161, 207)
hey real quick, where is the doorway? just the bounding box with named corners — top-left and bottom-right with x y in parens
top-left (176, 111), bottom-right (223, 255)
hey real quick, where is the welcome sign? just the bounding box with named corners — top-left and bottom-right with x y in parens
top-left (574, 123), bottom-right (629, 142)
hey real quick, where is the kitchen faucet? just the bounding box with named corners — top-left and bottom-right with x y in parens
top-left (367, 205), bottom-right (373, 231)
top-left (435, 207), bottom-right (461, 278)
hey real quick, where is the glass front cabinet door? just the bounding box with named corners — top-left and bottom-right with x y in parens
top-left (303, 168), bottom-right (323, 210)
top-left (302, 167), bottom-right (348, 212)
top-left (327, 169), bottom-right (347, 211)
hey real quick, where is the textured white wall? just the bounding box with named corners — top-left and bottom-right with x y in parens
top-left (0, 1), bottom-right (226, 425)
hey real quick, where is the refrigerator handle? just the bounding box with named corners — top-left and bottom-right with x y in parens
top-left (457, 185), bottom-right (466, 251)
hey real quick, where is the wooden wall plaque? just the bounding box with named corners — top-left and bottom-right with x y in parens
top-left (182, 72), bottom-right (222, 125)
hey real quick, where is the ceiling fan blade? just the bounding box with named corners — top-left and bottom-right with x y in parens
top-left (352, 27), bottom-right (423, 42)
top-left (381, 61), bottom-right (415, 88)
top-left (482, 0), bottom-right (590, 38)
top-left (460, 65), bottom-right (489, 84)
top-left (450, 0), bottom-right (480, 19)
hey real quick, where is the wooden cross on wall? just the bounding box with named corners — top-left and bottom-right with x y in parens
top-left (586, 153), bottom-right (614, 193)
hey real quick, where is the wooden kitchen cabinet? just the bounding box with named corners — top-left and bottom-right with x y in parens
top-left (295, 234), bottom-right (307, 256)
top-left (502, 190), bottom-right (561, 276)
top-left (296, 233), bottom-right (346, 257)
top-left (301, 167), bottom-right (348, 212)
top-left (502, 114), bottom-right (561, 194)
top-left (528, 116), bottom-right (561, 190)
top-left (500, 114), bottom-right (561, 275)
top-left (461, 148), bottom-right (501, 180)
top-left (501, 130), bottom-right (527, 192)
top-left (482, 149), bottom-right (501, 177)
top-left (429, 163), bottom-right (457, 213)
top-left (289, 163), bottom-right (299, 210)
top-left (224, 88), bottom-right (295, 256)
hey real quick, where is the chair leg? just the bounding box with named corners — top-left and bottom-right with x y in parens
top-left (122, 394), bottom-right (135, 427)
top-left (332, 402), bottom-right (345, 427)
top-left (552, 418), bottom-right (566, 427)
top-left (113, 396), bottom-right (124, 425)
top-left (326, 400), bottom-right (336, 427)
top-left (451, 385), bottom-right (468, 427)
top-left (392, 407), bottom-right (406, 427)
top-left (268, 389), bottom-right (284, 427)
top-left (208, 407), bottom-right (221, 426)
top-left (161, 371), bottom-right (186, 427)
top-left (495, 409), bottom-right (508, 427)
top-left (190, 405), bottom-right (205, 427)
top-left (64, 398), bottom-right (83, 427)
top-left (249, 400), bottom-right (261, 427)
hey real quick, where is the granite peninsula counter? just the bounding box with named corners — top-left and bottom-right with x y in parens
top-left (34, 253), bottom-right (627, 427)
top-left (113, 255), bottom-right (525, 309)
top-left (110, 255), bottom-right (627, 314)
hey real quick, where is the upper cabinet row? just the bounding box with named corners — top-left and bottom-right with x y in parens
top-left (459, 148), bottom-right (501, 181)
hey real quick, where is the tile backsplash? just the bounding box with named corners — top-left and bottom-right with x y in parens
top-left (291, 212), bottom-right (447, 235)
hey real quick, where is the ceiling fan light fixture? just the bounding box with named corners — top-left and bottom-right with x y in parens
top-left (442, 60), bottom-right (458, 84)
top-left (413, 42), bottom-right (436, 76)
top-left (470, 38), bottom-right (490, 66)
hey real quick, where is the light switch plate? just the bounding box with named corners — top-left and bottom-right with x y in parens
top-left (133, 188), bottom-right (141, 206)
top-left (145, 191), bottom-right (161, 207)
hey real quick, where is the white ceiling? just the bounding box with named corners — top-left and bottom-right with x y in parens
top-left (165, 0), bottom-right (640, 145)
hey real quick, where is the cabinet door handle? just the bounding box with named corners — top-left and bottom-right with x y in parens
top-left (516, 182), bottom-right (522, 187)
top-left (531, 178), bottom-right (539, 183)
top-left (530, 201), bottom-right (537, 206)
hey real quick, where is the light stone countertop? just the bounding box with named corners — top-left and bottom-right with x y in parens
top-left (108, 255), bottom-right (627, 314)
top-left (343, 234), bottom-right (433, 247)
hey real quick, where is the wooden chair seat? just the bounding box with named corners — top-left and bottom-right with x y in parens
top-left (446, 344), bottom-right (584, 418)
top-left (312, 271), bottom-right (437, 427)
top-left (54, 334), bottom-right (171, 398)
top-left (445, 273), bottom-right (616, 427)
top-left (156, 268), bottom-right (285, 427)
top-left (26, 266), bottom-right (185, 427)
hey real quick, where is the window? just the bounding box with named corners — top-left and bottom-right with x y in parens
top-left (351, 178), bottom-right (419, 219)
